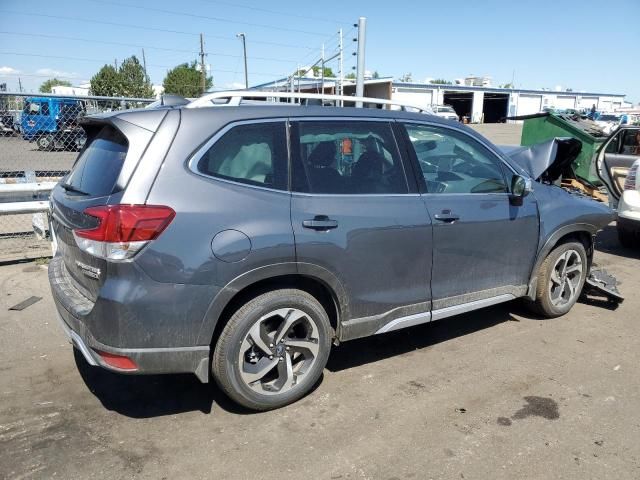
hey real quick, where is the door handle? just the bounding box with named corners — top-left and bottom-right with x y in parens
top-left (433, 210), bottom-right (460, 223)
top-left (302, 215), bottom-right (338, 230)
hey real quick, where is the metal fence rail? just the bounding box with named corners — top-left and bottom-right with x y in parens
top-left (0, 92), bottom-right (154, 261)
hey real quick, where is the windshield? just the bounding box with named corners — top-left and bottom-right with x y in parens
top-left (23, 101), bottom-right (49, 116)
top-left (437, 106), bottom-right (454, 113)
top-left (599, 115), bottom-right (619, 122)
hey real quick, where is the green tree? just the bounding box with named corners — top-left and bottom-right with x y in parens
top-left (500, 83), bottom-right (514, 89)
top-left (119, 56), bottom-right (153, 98)
top-left (311, 66), bottom-right (335, 78)
top-left (163, 61), bottom-right (213, 97)
top-left (90, 65), bottom-right (122, 97)
top-left (345, 72), bottom-right (356, 79)
top-left (371, 71), bottom-right (380, 79)
top-left (39, 78), bottom-right (72, 93)
top-left (399, 72), bottom-right (413, 82)
top-left (431, 78), bottom-right (452, 85)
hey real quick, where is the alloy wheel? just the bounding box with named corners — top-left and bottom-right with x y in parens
top-left (238, 308), bottom-right (320, 395)
top-left (548, 249), bottom-right (583, 307)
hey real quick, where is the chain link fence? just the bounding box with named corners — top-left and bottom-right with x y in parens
top-left (0, 92), bottom-right (154, 262)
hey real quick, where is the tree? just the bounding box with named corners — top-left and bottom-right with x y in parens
top-left (431, 78), bottom-right (452, 85)
top-left (39, 78), bottom-right (72, 93)
top-left (119, 56), bottom-right (153, 98)
top-left (499, 83), bottom-right (514, 89)
top-left (345, 72), bottom-right (356, 79)
top-left (399, 73), bottom-right (413, 82)
top-left (163, 61), bottom-right (213, 97)
top-left (90, 65), bottom-right (122, 97)
top-left (311, 66), bottom-right (335, 78)
top-left (371, 71), bottom-right (380, 79)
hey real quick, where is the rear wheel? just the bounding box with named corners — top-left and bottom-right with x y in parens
top-left (36, 134), bottom-right (53, 151)
top-left (212, 289), bottom-right (332, 411)
top-left (528, 241), bottom-right (588, 318)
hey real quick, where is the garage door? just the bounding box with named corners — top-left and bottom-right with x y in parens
top-left (579, 96), bottom-right (598, 109)
top-left (392, 88), bottom-right (432, 109)
top-left (517, 94), bottom-right (542, 115)
top-left (556, 96), bottom-right (576, 109)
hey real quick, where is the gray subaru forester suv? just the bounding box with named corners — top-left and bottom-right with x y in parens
top-left (49, 98), bottom-right (612, 410)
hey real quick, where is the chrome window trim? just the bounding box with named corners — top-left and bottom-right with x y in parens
top-left (187, 117), bottom-right (290, 193)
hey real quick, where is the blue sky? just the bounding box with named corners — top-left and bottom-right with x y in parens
top-left (1, 0), bottom-right (638, 101)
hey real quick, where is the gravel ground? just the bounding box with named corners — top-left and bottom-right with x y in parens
top-left (0, 224), bottom-right (638, 480)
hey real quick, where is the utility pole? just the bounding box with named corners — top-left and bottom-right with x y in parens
top-left (199, 33), bottom-right (207, 94)
top-left (355, 16), bottom-right (367, 107)
top-left (114, 58), bottom-right (118, 69)
top-left (338, 28), bottom-right (344, 106)
top-left (141, 48), bottom-right (148, 81)
top-left (321, 43), bottom-right (325, 99)
top-left (237, 33), bottom-right (248, 89)
top-left (18, 77), bottom-right (23, 93)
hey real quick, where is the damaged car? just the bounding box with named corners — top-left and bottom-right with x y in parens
top-left (596, 125), bottom-right (640, 247)
top-left (48, 93), bottom-right (614, 410)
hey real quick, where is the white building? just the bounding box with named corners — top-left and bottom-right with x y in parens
top-left (252, 76), bottom-right (626, 123)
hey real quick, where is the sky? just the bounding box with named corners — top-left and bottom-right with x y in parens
top-left (1, 0), bottom-right (639, 101)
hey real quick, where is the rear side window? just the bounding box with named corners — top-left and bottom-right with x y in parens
top-left (197, 122), bottom-right (287, 190)
top-left (65, 126), bottom-right (128, 197)
top-left (292, 121), bottom-right (408, 194)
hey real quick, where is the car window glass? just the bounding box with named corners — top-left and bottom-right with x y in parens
top-left (404, 123), bottom-right (507, 194)
top-left (40, 102), bottom-right (50, 116)
top-left (293, 121), bottom-right (408, 194)
top-left (621, 130), bottom-right (640, 156)
top-left (197, 122), bottom-right (287, 190)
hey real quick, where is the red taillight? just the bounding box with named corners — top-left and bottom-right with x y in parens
top-left (76, 205), bottom-right (175, 242)
top-left (73, 205), bottom-right (175, 261)
top-left (95, 350), bottom-right (138, 371)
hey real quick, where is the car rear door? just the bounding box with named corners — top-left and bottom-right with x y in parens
top-left (400, 121), bottom-right (539, 315)
top-left (289, 118), bottom-right (433, 339)
top-left (597, 126), bottom-right (640, 208)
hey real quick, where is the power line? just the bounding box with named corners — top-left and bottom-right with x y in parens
top-left (195, 0), bottom-right (352, 25)
top-left (83, 0), bottom-right (329, 36)
top-left (0, 12), bottom-right (318, 50)
top-left (0, 29), bottom-right (315, 53)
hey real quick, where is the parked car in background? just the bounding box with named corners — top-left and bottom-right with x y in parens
top-left (597, 125), bottom-right (640, 246)
top-left (432, 105), bottom-right (459, 121)
top-left (21, 96), bottom-right (86, 150)
top-left (0, 110), bottom-right (15, 135)
top-left (48, 92), bottom-right (612, 411)
top-left (595, 114), bottom-right (623, 135)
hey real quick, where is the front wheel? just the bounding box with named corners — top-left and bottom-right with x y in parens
top-left (528, 241), bottom-right (588, 318)
top-left (212, 289), bottom-right (332, 411)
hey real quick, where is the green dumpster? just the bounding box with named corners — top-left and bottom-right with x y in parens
top-left (520, 113), bottom-right (609, 184)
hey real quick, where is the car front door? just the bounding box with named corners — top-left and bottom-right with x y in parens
top-left (401, 122), bottom-right (539, 316)
top-left (597, 126), bottom-right (640, 208)
top-left (289, 119), bottom-right (432, 339)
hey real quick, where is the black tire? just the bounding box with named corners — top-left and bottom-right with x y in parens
top-left (36, 134), bottom-right (53, 151)
top-left (528, 241), bottom-right (588, 318)
top-left (212, 289), bottom-right (332, 411)
top-left (617, 224), bottom-right (637, 248)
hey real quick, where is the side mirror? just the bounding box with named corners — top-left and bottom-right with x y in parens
top-left (509, 175), bottom-right (532, 206)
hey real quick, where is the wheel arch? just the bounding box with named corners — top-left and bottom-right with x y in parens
top-left (197, 263), bottom-right (348, 347)
top-left (526, 223), bottom-right (596, 300)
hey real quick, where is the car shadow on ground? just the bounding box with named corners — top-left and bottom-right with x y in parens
top-left (595, 224), bottom-right (640, 259)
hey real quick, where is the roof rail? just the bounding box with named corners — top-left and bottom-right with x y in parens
top-left (186, 90), bottom-right (433, 113)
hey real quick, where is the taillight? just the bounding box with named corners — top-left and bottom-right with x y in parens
top-left (73, 204), bottom-right (175, 261)
top-left (624, 163), bottom-right (638, 191)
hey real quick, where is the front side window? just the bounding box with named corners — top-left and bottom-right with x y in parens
top-left (197, 122), bottom-right (287, 189)
top-left (404, 123), bottom-right (507, 194)
top-left (293, 121), bottom-right (408, 194)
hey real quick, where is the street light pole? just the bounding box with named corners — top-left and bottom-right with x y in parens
top-left (237, 33), bottom-right (248, 89)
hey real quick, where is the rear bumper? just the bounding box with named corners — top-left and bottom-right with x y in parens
top-left (618, 190), bottom-right (640, 224)
top-left (49, 256), bottom-right (211, 382)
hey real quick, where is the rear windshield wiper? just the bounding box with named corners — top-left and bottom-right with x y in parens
top-left (60, 183), bottom-right (90, 196)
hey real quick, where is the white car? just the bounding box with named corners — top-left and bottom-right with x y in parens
top-left (432, 105), bottom-right (459, 122)
top-left (597, 126), bottom-right (640, 246)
